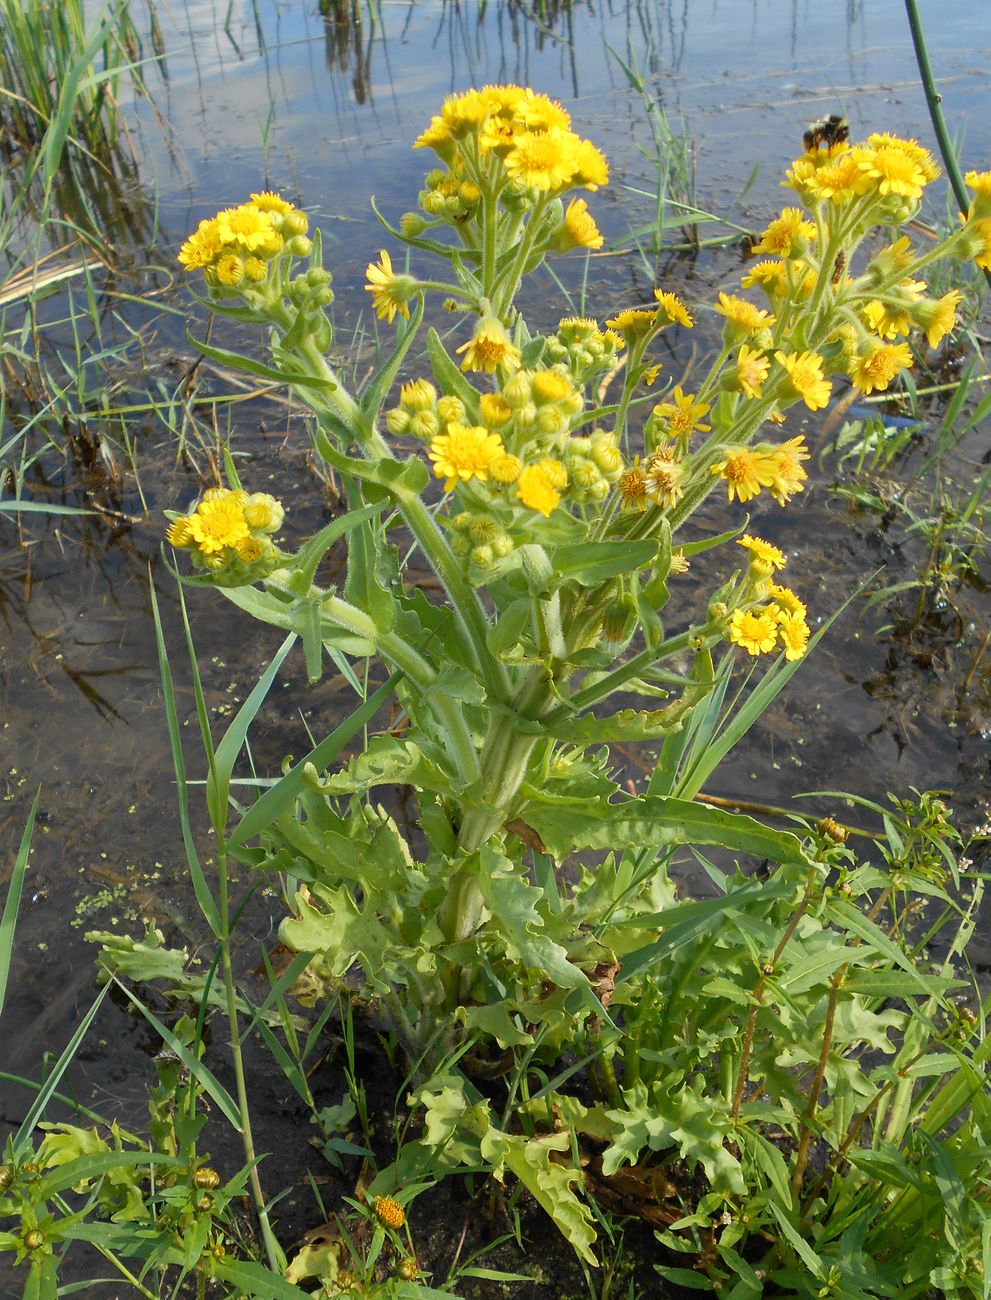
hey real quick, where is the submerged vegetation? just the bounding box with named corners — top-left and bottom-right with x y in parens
top-left (1, 5), bottom-right (990, 1300)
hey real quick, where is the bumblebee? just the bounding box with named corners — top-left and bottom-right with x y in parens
top-left (803, 114), bottom-right (849, 154)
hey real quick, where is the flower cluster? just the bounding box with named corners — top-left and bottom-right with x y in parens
top-left (728, 537), bottom-right (810, 661)
top-left (709, 438), bottom-right (809, 506)
top-left (165, 488), bottom-right (285, 586)
top-left (178, 193), bottom-right (311, 292)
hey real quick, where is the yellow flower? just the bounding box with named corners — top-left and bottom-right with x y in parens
top-left (517, 463), bottom-right (562, 516)
top-left (862, 299), bottom-right (913, 339)
top-left (768, 583), bottom-right (807, 618)
top-left (651, 387), bottom-right (710, 442)
top-left (776, 610), bottom-right (810, 660)
top-left (730, 345), bottom-right (771, 399)
top-left (710, 448), bottom-right (776, 504)
top-left (479, 392), bottom-right (513, 428)
top-left (737, 534), bottom-right (786, 577)
top-left (187, 490), bottom-right (250, 556)
top-left (178, 217), bottom-right (222, 270)
top-left (213, 253), bottom-right (244, 287)
top-left (753, 208), bottom-right (816, 257)
top-left (965, 169), bottom-right (991, 219)
top-left (504, 128), bottom-right (580, 192)
top-left (851, 143), bottom-right (927, 200)
top-left (413, 114), bottom-right (454, 156)
top-left (644, 449), bottom-right (685, 508)
top-left (373, 1196), bottom-right (405, 1231)
top-left (964, 218), bottom-right (991, 270)
top-left (166, 517), bottom-right (195, 547)
top-left (516, 88), bottom-right (571, 132)
top-left (653, 290), bottom-right (693, 328)
top-left (216, 204), bottom-right (282, 254)
top-left (400, 379), bottom-right (437, 412)
top-left (250, 190), bottom-right (295, 216)
top-left (765, 436), bottom-right (810, 506)
top-left (441, 88), bottom-right (494, 136)
top-left (802, 154), bottom-right (872, 204)
top-left (868, 133), bottom-right (939, 183)
top-left (456, 317), bottom-right (522, 374)
top-left (243, 256), bottom-right (267, 282)
top-left (235, 535), bottom-right (263, 563)
top-left (642, 364), bottom-right (662, 386)
top-left (570, 137), bottom-right (609, 191)
top-left (554, 198), bottom-right (604, 251)
top-left (365, 249), bottom-right (416, 324)
top-left (729, 607), bottom-right (779, 656)
top-left (490, 452), bottom-right (523, 484)
top-left (774, 350), bottom-right (831, 411)
top-left (741, 260), bottom-right (788, 296)
top-left (428, 424), bottom-right (504, 491)
top-left (850, 341), bottom-right (913, 394)
top-left (617, 457), bottom-right (649, 511)
top-left (714, 292), bottom-right (774, 342)
top-left (914, 290), bottom-right (962, 349)
top-left (536, 457), bottom-right (568, 488)
top-left (605, 308), bottom-right (657, 340)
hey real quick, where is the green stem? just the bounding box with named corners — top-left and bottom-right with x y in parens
top-left (217, 849), bottom-right (282, 1276)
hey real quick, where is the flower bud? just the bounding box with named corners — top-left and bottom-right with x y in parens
top-left (408, 409), bottom-right (441, 441)
top-left (601, 596), bottom-right (637, 643)
top-left (281, 209), bottom-right (309, 238)
top-left (373, 1195), bottom-right (405, 1230)
top-left (288, 235), bottom-right (312, 257)
top-left (501, 373), bottom-right (532, 409)
top-left (386, 406), bottom-right (411, 437)
top-left (437, 395), bottom-right (466, 424)
top-left (305, 266), bottom-right (332, 287)
top-left (421, 190), bottom-right (446, 216)
top-left (536, 406), bottom-right (568, 435)
top-left (470, 544), bottom-right (495, 568)
top-left (23, 1230), bottom-right (44, 1251)
top-left (193, 1168), bottom-right (221, 1190)
top-left (400, 212), bottom-right (427, 238)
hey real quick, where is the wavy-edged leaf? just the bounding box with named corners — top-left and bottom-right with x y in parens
top-left (228, 671), bottom-right (402, 849)
top-left (425, 326), bottom-right (482, 409)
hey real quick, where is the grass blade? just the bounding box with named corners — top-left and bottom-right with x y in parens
top-left (0, 788), bottom-right (40, 1014)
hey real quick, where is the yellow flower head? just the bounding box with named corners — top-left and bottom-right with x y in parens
top-left (373, 1197), bottom-right (405, 1231)
top-left (851, 142), bottom-right (927, 201)
top-left (365, 249), bottom-right (417, 324)
top-left (554, 198), bottom-right (604, 251)
top-left (178, 217), bottom-right (222, 271)
top-left (414, 114), bottom-right (455, 158)
top-left (710, 448), bottom-right (776, 504)
top-left (914, 289), bottom-right (962, 349)
top-left (729, 607), bottom-right (780, 656)
top-left (570, 137), bottom-right (609, 191)
top-left (651, 387), bottom-right (710, 443)
top-left (965, 169), bottom-right (991, 219)
top-left (774, 350), bottom-right (831, 411)
top-left (187, 490), bottom-right (250, 556)
top-left (643, 448), bottom-right (685, 508)
top-left (216, 204), bottom-right (282, 255)
top-left (517, 463), bottom-right (562, 516)
top-left (737, 534), bottom-right (786, 577)
top-left (605, 308), bottom-right (657, 341)
top-left (479, 392), bottom-right (513, 428)
top-left (213, 253), bottom-right (245, 287)
top-left (801, 153), bottom-right (872, 204)
top-left (768, 584), bottom-right (807, 618)
top-left (850, 341), bottom-right (913, 394)
top-left (166, 516), bottom-right (195, 548)
top-left (617, 457), bottom-right (649, 511)
top-left (741, 260), bottom-right (788, 297)
top-left (753, 208), bottom-right (816, 258)
top-left (764, 436), bottom-right (810, 506)
top-left (868, 133), bottom-right (939, 182)
top-left (776, 610), bottom-right (810, 660)
top-left (490, 452), bottom-right (523, 484)
top-left (536, 457), bottom-right (568, 489)
top-left (653, 289), bottom-right (693, 328)
top-left (400, 378), bottom-right (437, 412)
top-left (516, 88), bottom-right (571, 132)
top-left (862, 299), bottom-right (913, 340)
top-left (504, 128), bottom-right (580, 192)
top-left (714, 292), bottom-right (774, 343)
top-left (456, 317), bottom-right (522, 374)
top-left (428, 424), bottom-right (505, 491)
top-left (728, 345), bottom-right (771, 399)
top-left (250, 191), bottom-right (295, 217)
top-left (962, 217), bottom-right (991, 270)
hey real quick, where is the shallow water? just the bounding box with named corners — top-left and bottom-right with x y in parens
top-left (1, 0), bottom-right (991, 1276)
